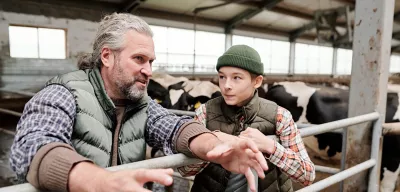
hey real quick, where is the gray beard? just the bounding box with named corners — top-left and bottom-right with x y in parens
top-left (115, 78), bottom-right (146, 102)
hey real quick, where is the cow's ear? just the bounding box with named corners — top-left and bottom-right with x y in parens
top-left (253, 75), bottom-right (263, 89)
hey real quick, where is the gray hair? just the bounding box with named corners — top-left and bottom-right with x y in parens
top-left (78, 13), bottom-right (153, 70)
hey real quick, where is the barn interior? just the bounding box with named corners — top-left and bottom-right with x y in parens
top-left (0, 0), bottom-right (399, 191)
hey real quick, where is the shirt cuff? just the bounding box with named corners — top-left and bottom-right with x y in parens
top-left (27, 143), bottom-right (92, 192)
top-left (265, 140), bottom-right (285, 165)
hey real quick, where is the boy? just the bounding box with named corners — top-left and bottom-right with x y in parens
top-left (179, 45), bottom-right (315, 192)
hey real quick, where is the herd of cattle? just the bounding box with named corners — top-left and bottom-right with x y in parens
top-left (148, 73), bottom-right (400, 192)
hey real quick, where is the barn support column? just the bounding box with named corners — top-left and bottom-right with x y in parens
top-left (332, 47), bottom-right (338, 76)
top-left (288, 41), bottom-right (295, 75)
top-left (341, 0), bottom-right (394, 192)
top-left (225, 33), bottom-right (232, 51)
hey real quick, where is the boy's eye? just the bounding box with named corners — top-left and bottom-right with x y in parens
top-left (219, 76), bottom-right (225, 79)
top-left (234, 76), bottom-right (242, 80)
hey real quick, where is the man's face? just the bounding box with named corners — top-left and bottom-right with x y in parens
top-left (218, 66), bottom-right (258, 107)
top-left (111, 31), bottom-right (155, 101)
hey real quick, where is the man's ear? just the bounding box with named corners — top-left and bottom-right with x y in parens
top-left (254, 75), bottom-right (263, 89)
top-left (100, 47), bottom-right (114, 68)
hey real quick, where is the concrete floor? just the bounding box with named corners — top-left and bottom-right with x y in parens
top-left (0, 131), bottom-right (18, 188)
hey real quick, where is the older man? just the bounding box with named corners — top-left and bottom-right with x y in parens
top-left (10, 13), bottom-right (268, 192)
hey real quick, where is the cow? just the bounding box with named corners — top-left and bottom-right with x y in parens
top-left (148, 73), bottom-right (221, 112)
top-left (264, 81), bottom-right (400, 192)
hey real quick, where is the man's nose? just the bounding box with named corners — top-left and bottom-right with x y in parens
top-left (141, 63), bottom-right (152, 77)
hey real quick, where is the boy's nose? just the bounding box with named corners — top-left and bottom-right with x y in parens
top-left (224, 82), bottom-right (232, 90)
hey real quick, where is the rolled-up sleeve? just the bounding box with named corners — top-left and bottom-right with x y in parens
top-left (10, 85), bottom-right (76, 181)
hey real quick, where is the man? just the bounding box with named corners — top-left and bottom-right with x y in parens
top-left (10, 13), bottom-right (268, 192)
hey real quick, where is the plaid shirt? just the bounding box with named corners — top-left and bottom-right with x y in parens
top-left (10, 84), bottom-right (192, 181)
top-left (178, 104), bottom-right (315, 186)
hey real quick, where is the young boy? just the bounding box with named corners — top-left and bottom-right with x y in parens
top-left (179, 45), bottom-right (315, 192)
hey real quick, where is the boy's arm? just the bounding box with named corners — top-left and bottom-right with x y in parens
top-left (266, 106), bottom-right (316, 186)
top-left (177, 104), bottom-right (210, 177)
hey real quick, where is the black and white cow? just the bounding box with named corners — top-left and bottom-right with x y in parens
top-left (148, 73), bottom-right (221, 112)
top-left (264, 81), bottom-right (400, 191)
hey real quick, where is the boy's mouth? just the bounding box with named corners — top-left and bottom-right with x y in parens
top-left (224, 95), bottom-right (235, 99)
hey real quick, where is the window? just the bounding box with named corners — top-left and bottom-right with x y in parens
top-left (9, 26), bottom-right (66, 59)
top-left (233, 35), bottom-right (289, 74)
top-left (295, 43), bottom-right (333, 74)
top-left (337, 48), bottom-right (353, 75)
top-left (195, 31), bottom-right (225, 72)
top-left (390, 54), bottom-right (400, 73)
top-left (150, 25), bottom-right (225, 73)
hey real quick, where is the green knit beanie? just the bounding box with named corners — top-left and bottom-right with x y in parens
top-left (216, 45), bottom-right (264, 75)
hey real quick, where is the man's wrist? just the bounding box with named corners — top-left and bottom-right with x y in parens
top-left (189, 131), bottom-right (222, 159)
top-left (68, 162), bottom-right (108, 192)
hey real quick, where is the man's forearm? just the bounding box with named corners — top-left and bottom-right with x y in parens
top-left (27, 143), bottom-right (90, 192)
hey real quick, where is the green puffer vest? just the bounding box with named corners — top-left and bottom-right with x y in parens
top-left (192, 92), bottom-right (293, 192)
top-left (45, 68), bottom-right (148, 167)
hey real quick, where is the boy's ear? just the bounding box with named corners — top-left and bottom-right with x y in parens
top-left (253, 75), bottom-right (263, 89)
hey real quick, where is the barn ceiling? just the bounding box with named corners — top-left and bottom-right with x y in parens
top-left (4, 0), bottom-right (400, 50)
top-left (125, 0), bottom-right (400, 50)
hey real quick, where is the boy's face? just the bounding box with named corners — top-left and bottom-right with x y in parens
top-left (218, 66), bottom-right (263, 107)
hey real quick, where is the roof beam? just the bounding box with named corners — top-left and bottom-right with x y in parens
top-left (289, 21), bottom-right (316, 42)
top-left (225, 0), bottom-right (282, 33)
top-left (135, 7), bottom-right (316, 41)
top-left (220, 0), bottom-right (313, 21)
top-left (331, 0), bottom-right (355, 7)
top-left (393, 31), bottom-right (400, 40)
top-left (394, 11), bottom-right (400, 21)
top-left (120, 0), bottom-right (146, 13)
top-left (136, 8), bottom-right (225, 28)
top-left (392, 45), bottom-right (400, 52)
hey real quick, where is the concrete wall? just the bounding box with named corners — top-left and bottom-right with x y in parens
top-left (0, 10), bottom-right (101, 90)
top-left (0, 0), bottom-right (115, 91)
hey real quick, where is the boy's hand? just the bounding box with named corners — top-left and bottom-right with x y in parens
top-left (239, 127), bottom-right (275, 154)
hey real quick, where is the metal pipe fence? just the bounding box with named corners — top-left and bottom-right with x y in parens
top-left (0, 112), bottom-right (381, 192)
top-left (299, 112), bottom-right (379, 137)
top-left (314, 165), bottom-right (340, 175)
top-left (0, 88), bottom-right (36, 97)
top-left (382, 122), bottom-right (400, 136)
top-left (296, 159), bottom-right (376, 192)
top-left (0, 108), bottom-right (22, 117)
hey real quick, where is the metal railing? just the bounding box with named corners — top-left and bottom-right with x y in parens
top-left (0, 111), bottom-right (381, 192)
top-left (0, 108), bottom-right (22, 117)
top-left (297, 159), bottom-right (377, 192)
top-left (0, 88), bottom-right (36, 97)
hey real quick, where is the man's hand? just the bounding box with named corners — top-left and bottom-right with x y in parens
top-left (69, 162), bottom-right (173, 192)
top-left (190, 132), bottom-right (269, 192)
top-left (239, 127), bottom-right (276, 154)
